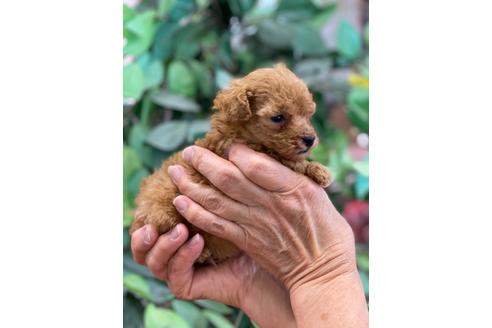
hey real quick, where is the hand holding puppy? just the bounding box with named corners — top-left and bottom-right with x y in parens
top-left (167, 144), bottom-right (368, 327)
top-left (130, 64), bottom-right (332, 263)
top-left (131, 223), bottom-right (295, 328)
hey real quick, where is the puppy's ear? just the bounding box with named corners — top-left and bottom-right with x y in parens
top-left (213, 81), bottom-right (253, 122)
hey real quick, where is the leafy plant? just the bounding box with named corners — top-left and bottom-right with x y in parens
top-left (123, 0), bottom-right (369, 326)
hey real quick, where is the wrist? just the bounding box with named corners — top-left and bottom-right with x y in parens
top-left (290, 270), bottom-right (367, 328)
top-left (283, 238), bottom-right (357, 292)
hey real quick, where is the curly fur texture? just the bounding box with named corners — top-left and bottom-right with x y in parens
top-left (130, 63), bottom-right (332, 263)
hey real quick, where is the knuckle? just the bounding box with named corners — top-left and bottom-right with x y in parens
top-left (302, 179), bottom-right (321, 196)
top-left (193, 151), bottom-right (206, 171)
top-left (216, 169), bottom-right (238, 189)
top-left (202, 193), bottom-right (222, 212)
top-left (146, 256), bottom-right (163, 275)
top-left (169, 284), bottom-right (191, 300)
top-left (178, 177), bottom-right (192, 193)
top-left (207, 219), bottom-right (226, 235)
top-left (247, 158), bottom-right (268, 176)
top-left (184, 205), bottom-right (199, 223)
top-left (167, 257), bottom-right (181, 278)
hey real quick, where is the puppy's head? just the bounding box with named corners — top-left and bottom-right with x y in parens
top-left (213, 63), bottom-right (318, 161)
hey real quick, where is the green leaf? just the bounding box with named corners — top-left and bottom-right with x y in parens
top-left (189, 60), bottom-right (214, 97)
top-left (292, 25), bottom-right (328, 56)
top-left (347, 87), bottom-right (369, 133)
top-left (364, 23), bottom-right (369, 45)
top-left (152, 91), bottom-right (200, 112)
top-left (194, 300), bottom-right (233, 315)
top-left (125, 32), bottom-right (155, 56)
top-left (244, 0), bottom-right (279, 23)
top-left (124, 294), bottom-right (144, 328)
top-left (123, 228), bottom-right (130, 250)
top-left (127, 168), bottom-right (148, 201)
top-left (172, 300), bottom-right (208, 328)
top-left (158, 0), bottom-right (177, 18)
top-left (124, 63), bottom-right (146, 99)
top-left (124, 145), bottom-right (142, 183)
top-left (294, 59), bottom-right (332, 88)
top-left (187, 119), bottom-right (210, 142)
top-left (308, 4), bottom-right (336, 29)
top-left (123, 4), bottom-right (137, 24)
top-left (256, 20), bottom-right (293, 49)
top-left (336, 20), bottom-right (362, 60)
top-left (174, 24), bottom-right (205, 60)
top-left (148, 279), bottom-right (175, 303)
top-left (123, 195), bottom-right (134, 227)
top-left (353, 158), bottom-right (369, 176)
top-left (137, 54), bottom-right (164, 89)
top-left (129, 123), bottom-right (152, 162)
top-left (146, 121), bottom-right (188, 151)
top-left (126, 11), bottom-right (156, 37)
top-left (124, 273), bottom-right (153, 301)
top-left (124, 252), bottom-right (155, 279)
top-left (202, 310), bottom-right (234, 328)
top-left (167, 61), bottom-right (197, 98)
top-left (152, 21), bottom-right (179, 61)
top-left (144, 304), bottom-right (191, 328)
top-left (215, 69), bottom-right (233, 90)
top-left (357, 251), bottom-right (369, 271)
top-left (124, 11), bottom-right (157, 56)
top-left (359, 270), bottom-right (369, 296)
top-left (355, 174), bottom-right (369, 199)
top-left (168, 0), bottom-right (196, 21)
top-left (309, 142), bottom-right (329, 164)
top-left (196, 0), bottom-right (210, 9)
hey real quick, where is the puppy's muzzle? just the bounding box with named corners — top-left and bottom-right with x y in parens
top-left (302, 135), bottom-right (316, 148)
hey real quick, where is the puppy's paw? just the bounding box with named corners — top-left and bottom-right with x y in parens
top-left (197, 247), bottom-right (213, 264)
top-left (306, 162), bottom-right (332, 188)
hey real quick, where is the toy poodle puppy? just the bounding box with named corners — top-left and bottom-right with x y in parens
top-left (130, 63), bottom-right (332, 263)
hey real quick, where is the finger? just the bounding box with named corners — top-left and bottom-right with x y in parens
top-left (167, 233), bottom-right (205, 299)
top-left (145, 223), bottom-right (189, 280)
top-left (181, 146), bottom-right (264, 206)
top-left (173, 195), bottom-right (246, 248)
top-left (168, 165), bottom-right (248, 223)
top-left (131, 224), bottom-right (158, 265)
top-left (170, 256), bottom-right (253, 307)
top-left (227, 143), bottom-right (304, 192)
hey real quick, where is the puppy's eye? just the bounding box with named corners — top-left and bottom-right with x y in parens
top-left (270, 115), bottom-right (285, 123)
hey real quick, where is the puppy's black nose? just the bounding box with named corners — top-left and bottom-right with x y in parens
top-left (302, 136), bottom-right (316, 148)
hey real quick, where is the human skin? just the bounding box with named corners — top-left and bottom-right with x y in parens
top-left (131, 224), bottom-right (295, 328)
top-left (131, 144), bottom-right (368, 327)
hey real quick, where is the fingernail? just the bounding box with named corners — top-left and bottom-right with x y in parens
top-left (170, 224), bottom-right (181, 240)
top-left (143, 225), bottom-right (152, 245)
top-left (182, 146), bottom-right (195, 163)
top-left (168, 165), bottom-right (183, 183)
top-left (189, 233), bottom-right (201, 246)
top-left (173, 196), bottom-right (189, 213)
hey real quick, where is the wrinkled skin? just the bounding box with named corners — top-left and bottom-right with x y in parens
top-left (131, 144), bottom-right (368, 328)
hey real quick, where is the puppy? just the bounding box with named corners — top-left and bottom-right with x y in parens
top-left (130, 63), bottom-right (332, 263)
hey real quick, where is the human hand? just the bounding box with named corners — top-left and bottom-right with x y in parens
top-left (168, 144), bottom-right (368, 327)
top-left (168, 144), bottom-right (356, 291)
top-left (130, 223), bottom-right (295, 328)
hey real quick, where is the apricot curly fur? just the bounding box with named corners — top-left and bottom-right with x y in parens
top-left (130, 63), bottom-right (332, 264)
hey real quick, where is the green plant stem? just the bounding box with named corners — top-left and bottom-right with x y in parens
top-left (141, 90), bottom-right (155, 128)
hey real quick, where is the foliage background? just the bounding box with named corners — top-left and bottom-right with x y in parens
top-left (123, 0), bottom-right (369, 327)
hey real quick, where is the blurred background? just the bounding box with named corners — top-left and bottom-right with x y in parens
top-left (123, 0), bottom-right (369, 327)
